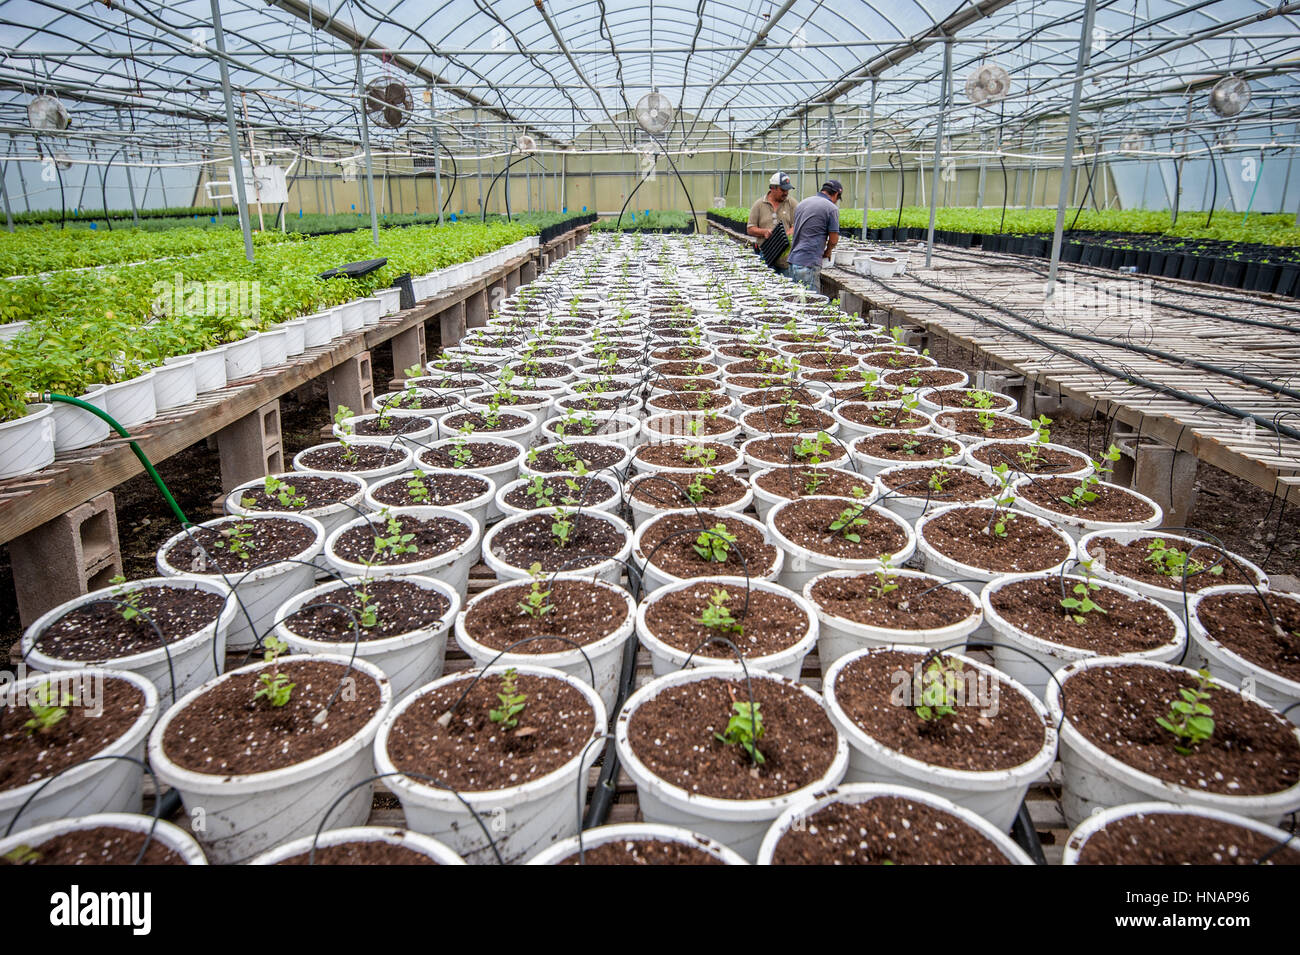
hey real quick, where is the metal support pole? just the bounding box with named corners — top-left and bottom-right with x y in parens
top-left (355, 50), bottom-right (380, 245)
top-left (1047, 0), bottom-right (1099, 298)
top-left (0, 162), bottom-right (13, 232)
top-left (976, 132), bottom-right (987, 208)
top-left (925, 36), bottom-right (953, 269)
top-left (210, 0), bottom-right (253, 260)
top-left (475, 107), bottom-right (483, 214)
top-left (432, 114), bottom-right (444, 226)
top-left (124, 152), bottom-right (140, 225)
top-left (797, 114), bottom-right (806, 198)
top-left (863, 79), bottom-right (876, 232)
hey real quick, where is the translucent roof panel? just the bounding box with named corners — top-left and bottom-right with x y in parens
top-left (0, 0), bottom-right (1295, 152)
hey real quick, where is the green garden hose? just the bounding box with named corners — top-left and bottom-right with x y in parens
top-left (43, 393), bottom-right (191, 528)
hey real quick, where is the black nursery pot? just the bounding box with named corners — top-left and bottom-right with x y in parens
top-left (1194, 256), bottom-right (1215, 284)
top-left (1177, 254), bottom-right (1198, 280)
top-left (1209, 257), bottom-right (1228, 286)
top-left (1145, 251), bottom-right (1165, 274)
top-left (1081, 244), bottom-right (1102, 266)
top-left (1221, 259), bottom-right (1245, 289)
top-left (1162, 253), bottom-right (1184, 278)
top-left (1277, 265), bottom-right (1300, 298)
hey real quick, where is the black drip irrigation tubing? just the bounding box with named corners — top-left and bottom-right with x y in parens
top-left (897, 269), bottom-right (1300, 407)
top-left (870, 275), bottom-right (1300, 446)
top-left (960, 247), bottom-right (1300, 332)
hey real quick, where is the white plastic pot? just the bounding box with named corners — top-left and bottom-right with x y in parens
top-left (186, 348), bottom-right (228, 394)
top-left (873, 463), bottom-right (997, 523)
top-left (964, 439), bottom-right (1092, 481)
top-left (765, 497), bottom-right (916, 594)
top-left (21, 574), bottom-right (236, 704)
top-left (301, 310), bottom-right (336, 348)
top-left (337, 299), bottom-right (366, 332)
top-left (49, 385), bottom-right (110, 452)
top-left (358, 297), bottom-right (383, 326)
top-left (483, 510), bottom-right (633, 586)
top-left (635, 576), bottom-right (818, 679)
top-left (823, 647), bottom-right (1057, 831)
top-left (915, 503), bottom-right (1077, 587)
top-left (454, 576), bottom-right (635, 713)
top-left (1012, 477), bottom-right (1164, 542)
top-left (0, 812), bottom-right (207, 865)
top-left (748, 466), bottom-right (875, 523)
top-left (278, 319), bottom-right (307, 357)
top-left (323, 506), bottom-right (482, 599)
top-left (756, 783), bottom-right (1034, 865)
top-left (364, 469), bottom-right (495, 529)
top-left (148, 654), bottom-right (393, 864)
top-left (616, 666), bottom-right (849, 862)
top-left (0, 668), bottom-right (160, 835)
top-left (256, 328), bottom-right (289, 368)
top-left (222, 335), bottom-right (263, 381)
top-left (417, 436), bottom-right (525, 520)
top-left (0, 403), bottom-right (56, 479)
top-left (519, 438), bottom-right (632, 480)
top-left (151, 355), bottom-right (197, 412)
top-left (849, 437), bottom-right (966, 480)
top-left (249, 825), bottom-right (465, 865)
top-left (526, 822), bottom-right (748, 865)
top-left (100, 371), bottom-right (158, 430)
top-left (438, 407), bottom-right (539, 446)
top-left (1062, 801), bottom-right (1300, 865)
top-left (1188, 586), bottom-right (1300, 726)
top-left (495, 472), bottom-right (622, 520)
top-left (335, 412), bottom-right (439, 449)
top-left (1078, 530), bottom-right (1268, 623)
top-left (633, 511), bottom-right (782, 595)
top-left (542, 411), bottom-right (642, 448)
top-left (155, 513), bottom-right (326, 651)
top-left (275, 575), bottom-right (460, 700)
top-left (626, 472), bottom-right (752, 530)
top-left (225, 471), bottom-right (367, 557)
top-left (374, 664), bottom-right (607, 864)
top-left (376, 288), bottom-right (402, 317)
top-left (982, 571), bottom-right (1186, 700)
top-left (293, 442), bottom-right (414, 482)
top-left (805, 568), bottom-right (983, 676)
top-left (1046, 656), bottom-right (1300, 828)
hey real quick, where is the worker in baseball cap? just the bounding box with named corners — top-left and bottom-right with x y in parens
top-left (787, 179), bottom-right (844, 294)
top-left (746, 172), bottom-right (797, 274)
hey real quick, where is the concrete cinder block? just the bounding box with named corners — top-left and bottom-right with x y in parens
top-left (216, 399), bottom-right (284, 492)
top-left (326, 352), bottom-right (374, 417)
top-left (10, 491), bottom-right (122, 627)
top-left (505, 267), bottom-right (521, 295)
top-left (465, 290), bottom-right (488, 329)
top-left (439, 302), bottom-right (468, 348)
top-left (521, 260), bottom-right (538, 285)
top-left (1113, 433), bottom-right (1199, 525)
top-left (390, 324), bottom-right (427, 384)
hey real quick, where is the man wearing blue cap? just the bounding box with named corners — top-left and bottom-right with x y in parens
top-left (787, 179), bottom-right (843, 294)
top-left (746, 172), bottom-right (797, 275)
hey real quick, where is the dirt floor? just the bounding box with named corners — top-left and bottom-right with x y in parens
top-left (1, 333), bottom-right (1296, 659)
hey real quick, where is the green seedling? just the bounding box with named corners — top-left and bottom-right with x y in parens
top-left (693, 523), bottom-right (736, 562)
top-left (794, 431), bottom-right (833, 465)
top-left (1156, 668), bottom-right (1216, 756)
top-left (448, 437), bottom-right (474, 469)
top-left (803, 469), bottom-right (826, 496)
top-left (685, 471), bottom-right (712, 505)
top-left (517, 563), bottom-right (554, 618)
top-left (214, 520), bottom-right (256, 560)
top-left (870, 558), bottom-right (900, 600)
top-left (3, 845), bottom-right (40, 865)
top-left (1060, 445), bottom-right (1121, 508)
top-left (698, 588), bottom-right (743, 635)
top-left (829, 505), bottom-right (870, 543)
top-left (526, 475), bottom-right (555, 509)
top-left (23, 683), bottom-right (73, 736)
top-left (108, 574), bottom-right (154, 625)
top-left (489, 667), bottom-right (528, 729)
top-left (915, 656), bottom-right (963, 721)
top-left (1059, 578), bottom-right (1108, 625)
top-left (682, 443), bottom-right (717, 467)
top-left (927, 468), bottom-right (951, 494)
top-left (254, 638), bottom-right (295, 706)
top-left (715, 700), bottom-right (765, 765)
top-left (1145, 538), bottom-right (1223, 580)
top-left (406, 469), bottom-right (430, 504)
top-left (551, 508), bottom-right (575, 547)
top-left (374, 511), bottom-right (418, 560)
top-left (262, 474), bottom-right (306, 509)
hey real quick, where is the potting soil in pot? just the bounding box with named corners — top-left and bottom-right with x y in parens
top-left (627, 676), bottom-right (836, 799)
top-left (1060, 664), bottom-right (1300, 796)
top-left (854, 433), bottom-right (955, 463)
top-left (631, 472), bottom-right (748, 509)
top-left (275, 842), bottom-right (438, 865)
top-left (970, 442), bottom-right (1086, 475)
top-left (770, 796), bottom-right (1011, 865)
top-left (643, 582), bottom-right (807, 659)
top-left (32, 587), bottom-right (225, 660)
top-left (1, 678), bottom-right (147, 790)
top-left (809, 574), bottom-right (973, 631)
top-left (161, 661), bottom-right (383, 774)
top-left (285, 580), bottom-right (451, 642)
top-left (490, 514), bottom-right (624, 571)
top-left (639, 514), bottom-right (777, 579)
top-left (832, 650), bottom-right (1047, 771)
top-left (921, 507), bottom-right (1069, 573)
top-left (1193, 592), bottom-right (1300, 682)
top-left (2, 827), bottom-right (186, 865)
top-left (371, 473), bottom-right (491, 509)
top-left (557, 840), bottom-right (725, 865)
top-left (503, 476), bottom-right (616, 511)
top-left (386, 673), bottom-right (595, 788)
top-left (332, 515), bottom-right (471, 567)
top-left (754, 468), bottom-right (873, 501)
top-left (989, 577), bottom-right (1175, 653)
top-left (298, 445), bottom-right (406, 472)
top-left (165, 518), bottom-right (318, 573)
top-left (1086, 536), bottom-right (1252, 592)
top-left (1073, 811), bottom-right (1300, 865)
top-left (236, 476), bottom-right (360, 511)
top-left (463, 579), bottom-right (629, 653)
top-left (1017, 477), bottom-right (1157, 523)
top-left (772, 499), bottom-right (908, 561)
top-left (527, 442), bottom-right (626, 472)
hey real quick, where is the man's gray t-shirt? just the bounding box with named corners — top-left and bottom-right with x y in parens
top-left (788, 193), bottom-right (840, 268)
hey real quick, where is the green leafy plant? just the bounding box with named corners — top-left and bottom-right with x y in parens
top-left (517, 563), bottom-right (554, 618)
top-left (693, 523), bottom-right (736, 562)
top-left (685, 471), bottom-right (712, 505)
top-left (374, 511), bottom-right (418, 560)
top-left (254, 637), bottom-right (295, 707)
top-left (915, 655), bottom-right (963, 721)
top-left (715, 700), bottom-right (765, 764)
top-left (1156, 669), bottom-right (1216, 755)
top-left (794, 431), bottom-right (833, 465)
top-left (448, 436), bottom-right (474, 469)
top-left (107, 574), bottom-right (154, 625)
top-left (213, 520), bottom-right (256, 561)
top-left (803, 469), bottom-right (826, 495)
top-left (1060, 445), bottom-right (1121, 508)
top-left (682, 443), bottom-right (717, 467)
top-left (1059, 575), bottom-right (1108, 625)
top-left (698, 587), bottom-right (743, 635)
top-left (868, 558), bottom-right (900, 600)
top-left (2, 844), bottom-right (41, 865)
top-left (489, 667), bottom-right (528, 729)
top-left (23, 682), bottom-right (73, 736)
top-left (406, 469), bottom-right (430, 504)
top-left (927, 468), bottom-right (951, 494)
top-left (525, 475), bottom-right (555, 509)
top-left (258, 474), bottom-right (306, 509)
top-left (551, 508), bottom-right (574, 547)
top-left (1145, 538), bottom-right (1224, 580)
top-left (829, 505), bottom-right (870, 543)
